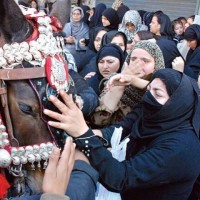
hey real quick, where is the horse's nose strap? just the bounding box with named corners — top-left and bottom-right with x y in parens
top-left (0, 67), bottom-right (46, 80)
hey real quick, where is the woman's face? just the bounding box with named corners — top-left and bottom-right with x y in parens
top-left (174, 23), bottom-right (184, 35)
top-left (129, 48), bottom-right (155, 79)
top-left (150, 16), bottom-right (161, 35)
top-left (102, 16), bottom-right (111, 27)
top-left (186, 40), bottom-right (197, 50)
top-left (72, 10), bottom-right (82, 22)
top-left (94, 30), bottom-right (107, 51)
top-left (98, 56), bottom-right (120, 77)
top-left (30, 1), bottom-right (37, 9)
top-left (147, 78), bottom-right (169, 105)
top-left (126, 22), bottom-right (136, 32)
top-left (111, 35), bottom-right (126, 52)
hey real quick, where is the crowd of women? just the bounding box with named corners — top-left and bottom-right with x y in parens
top-left (4, 0), bottom-right (200, 199)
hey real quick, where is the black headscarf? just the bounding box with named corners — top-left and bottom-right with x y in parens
top-left (89, 3), bottom-right (107, 28)
top-left (88, 27), bottom-right (108, 52)
top-left (101, 30), bottom-right (127, 53)
top-left (96, 43), bottom-right (125, 73)
top-left (153, 12), bottom-right (174, 39)
top-left (116, 5), bottom-right (130, 24)
top-left (184, 24), bottom-right (200, 48)
top-left (81, 5), bottom-right (90, 25)
top-left (143, 11), bottom-right (154, 30)
top-left (132, 68), bottom-right (200, 139)
top-left (102, 8), bottom-right (120, 30)
top-left (156, 38), bottom-right (184, 68)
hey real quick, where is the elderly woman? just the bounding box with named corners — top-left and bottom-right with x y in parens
top-left (63, 6), bottom-right (89, 57)
top-left (91, 40), bottom-right (164, 127)
top-left (44, 68), bottom-right (200, 200)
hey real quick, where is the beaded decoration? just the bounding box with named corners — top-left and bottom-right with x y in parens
top-left (0, 17), bottom-right (63, 68)
top-left (0, 117), bottom-right (55, 171)
top-left (0, 9), bottom-right (71, 92)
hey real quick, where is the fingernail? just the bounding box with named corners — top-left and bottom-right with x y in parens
top-left (49, 95), bottom-right (55, 100)
top-left (68, 136), bottom-right (73, 141)
top-left (52, 147), bottom-right (60, 154)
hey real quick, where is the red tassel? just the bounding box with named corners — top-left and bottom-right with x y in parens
top-left (0, 173), bottom-right (10, 198)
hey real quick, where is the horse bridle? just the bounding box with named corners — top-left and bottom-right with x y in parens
top-left (0, 67), bottom-right (46, 147)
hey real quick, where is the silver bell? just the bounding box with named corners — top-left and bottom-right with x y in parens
top-left (0, 149), bottom-right (11, 168)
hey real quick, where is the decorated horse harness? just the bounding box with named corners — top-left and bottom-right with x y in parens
top-left (0, 7), bottom-right (73, 179)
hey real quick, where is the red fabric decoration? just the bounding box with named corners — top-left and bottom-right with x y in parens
top-left (50, 16), bottom-right (63, 32)
top-left (0, 173), bottom-right (10, 198)
top-left (45, 55), bottom-right (69, 90)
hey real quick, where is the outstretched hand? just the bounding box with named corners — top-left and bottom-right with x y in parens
top-left (43, 91), bottom-right (89, 137)
top-left (42, 137), bottom-right (75, 195)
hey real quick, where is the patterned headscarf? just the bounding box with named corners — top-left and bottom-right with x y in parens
top-left (112, 0), bottom-right (123, 10)
top-left (129, 40), bottom-right (165, 71)
top-left (119, 10), bottom-right (148, 41)
top-left (120, 41), bottom-right (165, 108)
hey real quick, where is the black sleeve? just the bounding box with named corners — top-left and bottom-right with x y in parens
top-left (100, 108), bottom-right (140, 143)
top-left (69, 70), bottom-right (99, 116)
top-left (184, 48), bottom-right (200, 80)
top-left (74, 130), bottom-right (200, 193)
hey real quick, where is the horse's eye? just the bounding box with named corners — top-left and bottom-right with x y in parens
top-left (19, 103), bottom-right (33, 115)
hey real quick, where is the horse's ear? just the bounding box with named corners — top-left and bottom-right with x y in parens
top-left (0, 0), bottom-right (32, 43)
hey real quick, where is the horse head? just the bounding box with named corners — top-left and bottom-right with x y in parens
top-left (0, 0), bottom-right (75, 195)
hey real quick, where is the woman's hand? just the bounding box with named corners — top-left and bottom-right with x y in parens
top-left (108, 73), bottom-right (149, 90)
top-left (108, 73), bottom-right (132, 88)
top-left (172, 56), bottom-right (185, 72)
top-left (43, 91), bottom-right (89, 137)
top-left (122, 61), bottom-right (144, 77)
top-left (42, 137), bottom-right (75, 195)
top-left (65, 36), bottom-right (75, 44)
top-left (79, 38), bottom-right (86, 46)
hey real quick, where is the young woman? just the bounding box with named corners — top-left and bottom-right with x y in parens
top-left (118, 10), bottom-right (148, 43)
top-left (29, 0), bottom-right (39, 11)
top-left (78, 27), bottom-right (108, 78)
top-left (44, 68), bottom-right (200, 200)
top-left (101, 30), bottom-right (128, 53)
top-left (84, 43), bottom-right (125, 95)
top-left (101, 8), bottom-right (120, 31)
top-left (89, 3), bottom-right (107, 29)
top-left (172, 19), bottom-right (184, 43)
top-left (150, 12), bottom-right (174, 40)
top-left (75, 27), bottom-right (108, 73)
